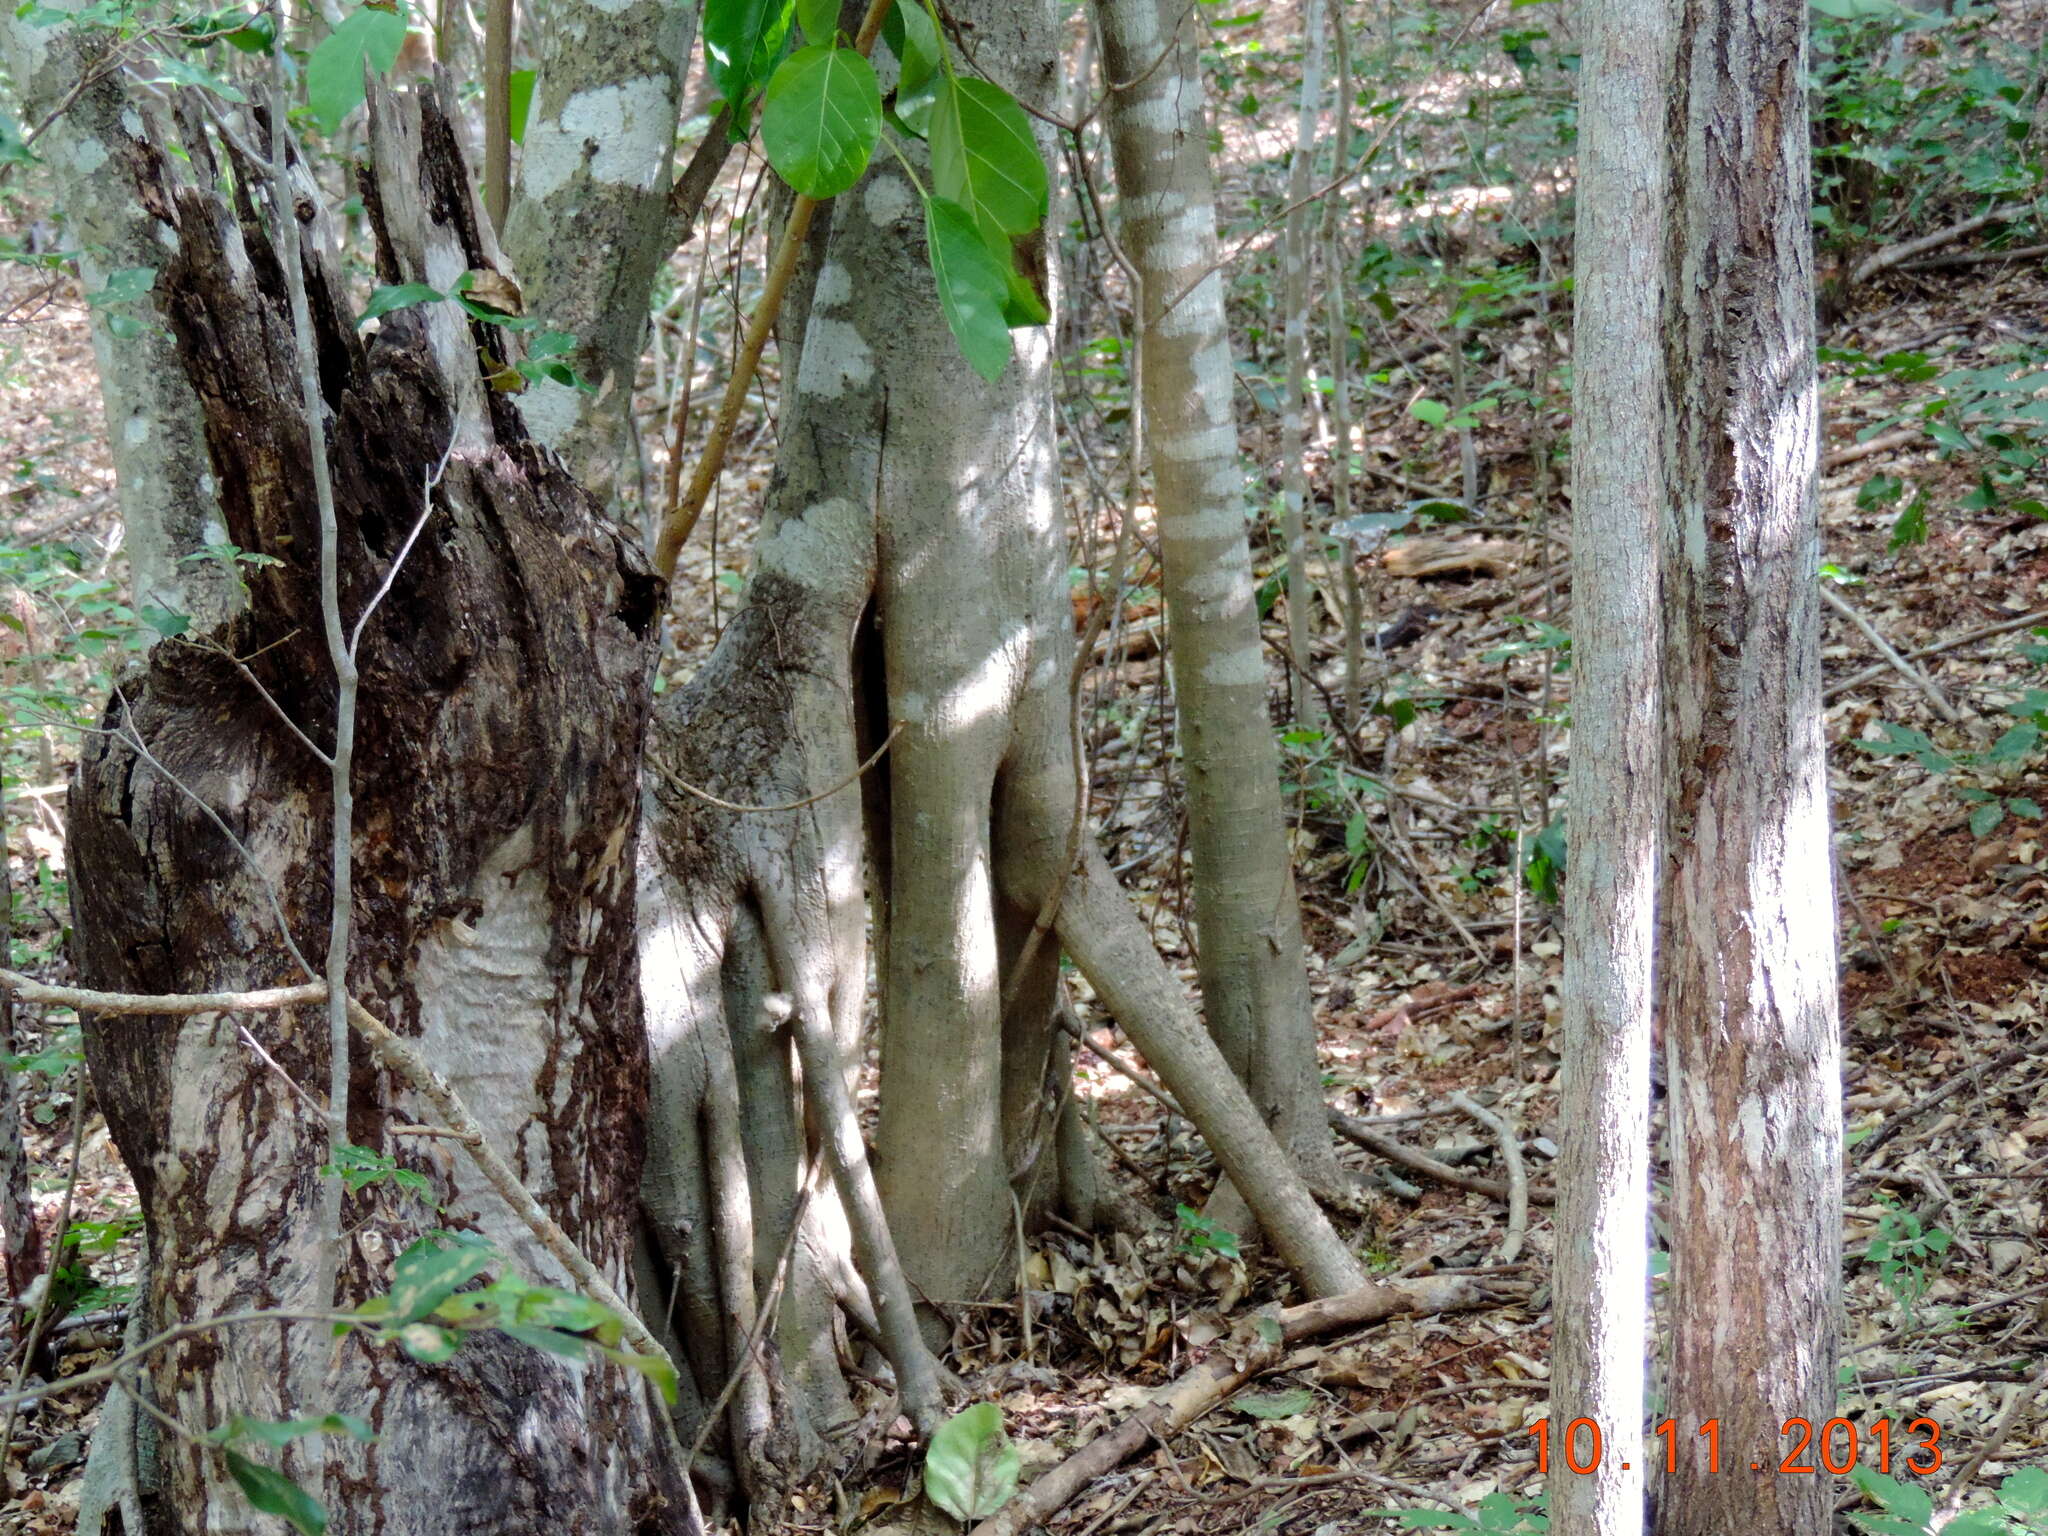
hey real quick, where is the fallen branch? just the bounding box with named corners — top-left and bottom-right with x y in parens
top-left (1897, 240), bottom-right (2048, 273)
top-left (1448, 1093), bottom-right (1527, 1263)
top-left (1820, 427), bottom-right (1918, 473)
top-left (1329, 1108), bottom-right (1556, 1206)
top-left (1826, 608), bottom-right (2048, 702)
top-left (1821, 585), bottom-right (1962, 723)
top-left (0, 971), bottom-right (325, 1016)
top-left (1851, 203), bottom-right (2035, 285)
top-left (965, 1275), bottom-right (1486, 1536)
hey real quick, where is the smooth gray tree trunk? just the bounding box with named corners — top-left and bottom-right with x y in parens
top-left (1658, 0), bottom-right (1843, 1529)
top-left (502, 0), bottom-right (695, 502)
top-left (1091, 0), bottom-right (1334, 1185)
top-left (0, 6), bottom-right (242, 631)
top-left (1551, 0), bottom-right (1670, 1529)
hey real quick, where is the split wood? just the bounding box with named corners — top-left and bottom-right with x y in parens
top-left (965, 1275), bottom-right (1487, 1536)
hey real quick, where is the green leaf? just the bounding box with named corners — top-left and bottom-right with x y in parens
top-left (1969, 801), bottom-right (2005, 837)
top-left (924, 195), bottom-right (1011, 381)
top-left (396, 1321), bottom-right (459, 1361)
top-left (1985, 720), bottom-right (2041, 763)
top-left (929, 76), bottom-right (1046, 248)
top-left (1939, 1515), bottom-right (2013, 1536)
top-left (498, 1322), bottom-right (593, 1361)
top-left (386, 1236), bottom-right (494, 1324)
top-left (600, 1346), bottom-right (680, 1403)
top-left (1410, 397), bottom-right (1450, 426)
top-left (87, 267), bottom-right (157, 308)
top-left (307, 4), bottom-right (409, 134)
top-left (148, 53), bottom-right (247, 101)
top-left (1852, 1466), bottom-right (1934, 1525)
top-left (216, 1414), bottom-right (376, 1449)
top-left (924, 1402), bottom-right (1020, 1522)
top-left (2008, 797), bottom-right (2042, 819)
top-left (1889, 497), bottom-right (1928, 551)
top-left (1999, 1467), bottom-right (2048, 1518)
top-left (224, 1451), bottom-right (328, 1535)
top-left (356, 281), bottom-right (443, 329)
top-left (797, 0), bottom-right (836, 43)
top-left (507, 68), bottom-right (536, 144)
top-left (760, 46), bottom-right (881, 198)
top-left (889, 0), bottom-right (940, 96)
top-left (704, 0), bottom-right (793, 123)
top-left (1235, 1387), bottom-right (1314, 1419)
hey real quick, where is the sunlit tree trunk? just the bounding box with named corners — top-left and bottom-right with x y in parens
top-left (1551, 0), bottom-right (1670, 1530)
top-left (1658, 0), bottom-right (1842, 1528)
top-left (1090, 0), bottom-right (1334, 1185)
top-left (65, 81), bottom-right (687, 1533)
top-left (501, 0), bottom-right (694, 502)
top-left (0, 6), bottom-right (241, 631)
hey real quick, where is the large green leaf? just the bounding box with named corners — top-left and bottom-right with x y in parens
top-left (760, 46), bottom-right (881, 198)
top-left (929, 76), bottom-right (1046, 247)
top-left (882, 0), bottom-right (942, 133)
top-left (797, 0), bottom-right (837, 43)
top-left (225, 1451), bottom-right (328, 1536)
top-left (306, 4), bottom-right (408, 134)
top-left (923, 1402), bottom-right (1020, 1521)
top-left (386, 1237), bottom-right (494, 1325)
top-left (704, 0), bottom-right (794, 125)
top-left (923, 195), bottom-right (1011, 382)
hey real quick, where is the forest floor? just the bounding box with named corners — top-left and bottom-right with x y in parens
top-left (3, 19), bottom-right (2047, 1534)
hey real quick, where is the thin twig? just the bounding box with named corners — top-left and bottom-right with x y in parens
top-left (658, 723), bottom-right (902, 813)
top-left (1821, 584), bottom-right (1961, 723)
top-left (1827, 608), bottom-right (2048, 701)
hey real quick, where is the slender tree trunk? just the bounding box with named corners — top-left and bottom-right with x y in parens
top-left (65, 80), bottom-right (687, 1533)
top-left (1550, 0), bottom-right (1670, 1529)
top-left (0, 9), bottom-right (242, 631)
top-left (1091, 0), bottom-right (1334, 1183)
top-left (0, 781), bottom-right (40, 1310)
top-left (1278, 0), bottom-right (1325, 730)
top-left (1658, 0), bottom-right (1842, 1528)
top-left (502, 0), bottom-right (694, 500)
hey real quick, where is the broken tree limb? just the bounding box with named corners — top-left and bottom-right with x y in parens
top-left (1329, 1108), bottom-right (1557, 1206)
top-left (1056, 851), bottom-right (1365, 1297)
top-left (1826, 607), bottom-right (2048, 702)
top-left (1851, 203), bottom-right (2035, 285)
top-left (964, 1274), bottom-right (1486, 1536)
top-left (1820, 427), bottom-right (1918, 473)
top-left (1821, 585), bottom-right (1962, 723)
top-left (1448, 1094), bottom-right (1527, 1263)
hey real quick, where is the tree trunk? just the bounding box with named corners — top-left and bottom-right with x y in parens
top-left (1551, 0), bottom-right (1670, 1527)
top-left (65, 79), bottom-right (688, 1533)
top-left (1091, 0), bottom-right (1334, 1185)
top-left (1658, 0), bottom-right (1842, 1529)
top-left (0, 9), bottom-right (242, 631)
top-left (1277, 0), bottom-right (1325, 731)
top-left (502, 0), bottom-right (695, 501)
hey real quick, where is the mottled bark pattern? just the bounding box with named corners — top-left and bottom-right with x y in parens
top-left (1658, 0), bottom-right (1842, 1531)
top-left (0, 9), bottom-right (241, 630)
top-left (1552, 0), bottom-right (1670, 1531)
top-left (65, 82), bottom-right (683, 1534)
top-left (1092, 0), bottom-right (1330, 1178)
top-left (503, 0), bottom-right (694, 498)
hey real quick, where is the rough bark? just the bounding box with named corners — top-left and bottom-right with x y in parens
top-left (1657, 0), bottom-right (1843, 1530)
top-left (64, 79), bottom-right (686, 1533)
top-left (1091, 0), bottom-right (1333, 1181)
top-left (502, 0), bottom-right (694, 500)
top-left (0, 7), bottom-right (242, 631)
top-left (1551, 0), bottom-right (1670, 1528)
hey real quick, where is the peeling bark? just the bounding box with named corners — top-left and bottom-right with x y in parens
top-left (1658, 0), bottom-right (1842, 1530)
top-left (65, 80), bottom-right (686, 1533)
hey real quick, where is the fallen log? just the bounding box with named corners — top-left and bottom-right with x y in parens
top-left (966, 1275), bottom-right (1487, 1536)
